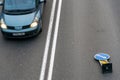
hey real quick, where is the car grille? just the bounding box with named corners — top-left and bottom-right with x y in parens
top-left (7, 26), bottom-right (15, 30)
top-left (7, 25), bottom-right (30, 30)
top-left (22, 25), bottom-right (30, 29)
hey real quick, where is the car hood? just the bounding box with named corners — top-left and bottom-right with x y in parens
top-left (3, 12), bottom-right (36, 26)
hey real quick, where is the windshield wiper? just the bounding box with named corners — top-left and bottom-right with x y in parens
top-left (4, 8), bottom-right (36, 15)
top-left (21, 8), bottom-right (36, 12)
top-left (4, 10), bottom-right (22, 13)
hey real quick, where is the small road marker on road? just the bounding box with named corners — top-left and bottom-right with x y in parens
top-left (94, 53), bottom-right (112, 73)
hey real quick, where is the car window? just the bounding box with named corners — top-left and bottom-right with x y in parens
top-left (4, 0), bottom-right (36, 10)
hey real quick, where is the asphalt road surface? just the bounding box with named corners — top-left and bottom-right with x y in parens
top-left (1, 0), bottom-right (120, 80)
top-left (52, 0), bottom-right (120, 80)
top-left (0, 0), bottom-right (53, 80)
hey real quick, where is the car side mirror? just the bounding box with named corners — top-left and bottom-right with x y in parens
top-left (39, 0), bottom-right (46, 3)
top-left (0, 1), bottom-right (3, 6)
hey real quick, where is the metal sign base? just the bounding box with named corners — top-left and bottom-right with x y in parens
top-left (99, 60), bottom-right (112, 73)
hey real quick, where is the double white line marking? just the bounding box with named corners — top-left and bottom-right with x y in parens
top-left (39, 0), bottom-right (63, 80)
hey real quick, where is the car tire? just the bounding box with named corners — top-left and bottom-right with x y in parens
top-left (38, 19), bottom-right (43, 34)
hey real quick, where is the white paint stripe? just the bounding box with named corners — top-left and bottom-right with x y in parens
top-left (47, 0), bottom-right (63, 80)
top-left (97, 54), bottom-right (107, 59)
top-left (39, 0), bottom-right (57, 80)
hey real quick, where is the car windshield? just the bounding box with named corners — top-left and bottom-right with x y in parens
top-left (4, 0), bottom-right (36, 13)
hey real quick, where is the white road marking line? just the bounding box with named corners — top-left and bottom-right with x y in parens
top-left (47, 0), bottom-right (63, 80)
top-left (39, 0), bottom-right (57, 80)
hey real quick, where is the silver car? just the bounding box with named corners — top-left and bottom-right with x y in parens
top-left (0, 0), bottom-right (46, 38)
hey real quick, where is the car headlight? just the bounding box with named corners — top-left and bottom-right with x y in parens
top-left (0, 19), bottom-right (7, 29)
top-left (30, 21), bottom-right (38, 28)
top-left (30, 17), bottom-right (38, 28)
top-left (1, 24), bottom-right (7, 29)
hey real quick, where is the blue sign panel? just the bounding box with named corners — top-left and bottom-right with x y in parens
top-left (94, 53), bottom-right (110, 60)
